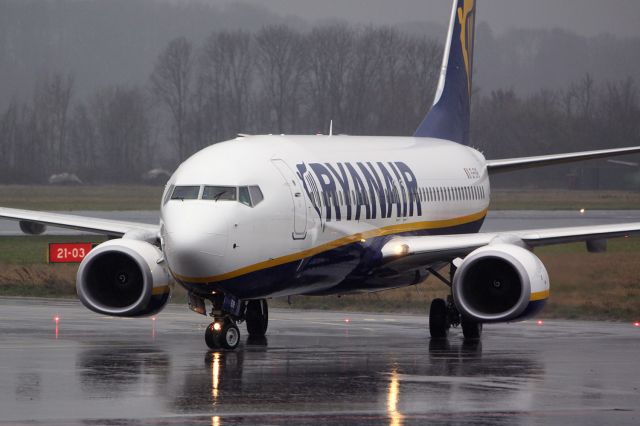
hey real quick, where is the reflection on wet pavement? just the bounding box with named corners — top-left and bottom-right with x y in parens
top-left (0, 299), bottom-right (638, 425)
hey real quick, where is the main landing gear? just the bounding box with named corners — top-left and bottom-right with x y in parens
top-left (204, 295), bottom-right (269, 350)
top-left (428, 265), bottom-right (483, 341)
top-left (245, 299), bottom-right (268, 337)
top-left (428, 296), bottom-right (483, 340)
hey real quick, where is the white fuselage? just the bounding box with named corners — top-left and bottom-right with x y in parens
top-left (160, 135), bottom-right (490, 299)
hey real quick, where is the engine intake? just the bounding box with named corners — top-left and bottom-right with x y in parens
top-left (77, 239), bottom-right (171, 317)
top-left (452, 244), bottom-right (549, 323)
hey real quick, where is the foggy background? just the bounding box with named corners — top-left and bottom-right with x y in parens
top-left (1, 0), bottom-right (639, 188)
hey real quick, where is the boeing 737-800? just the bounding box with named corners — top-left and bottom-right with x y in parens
top-left (3, 0), bottom-right (640, 349)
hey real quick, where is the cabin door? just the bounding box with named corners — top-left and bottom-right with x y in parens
top-left (271, 159), bottom-right (307, 239)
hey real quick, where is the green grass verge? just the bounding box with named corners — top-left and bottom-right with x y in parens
top-left (1, 235), bottom-right (639, 320)
top-left (490, 189), bottom-right (640, 210)
top-left (0, 185), bottom-right (163, 210)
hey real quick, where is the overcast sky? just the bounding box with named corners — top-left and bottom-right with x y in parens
top-left (187, 0), bottom-right (640, 37)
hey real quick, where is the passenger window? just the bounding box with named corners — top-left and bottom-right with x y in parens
top-left (249, 186), bottom-right (264, 206)
top-left (202, 186), bottom-right (237, 201)
top-left (171, 185), bottom-right (200, 200)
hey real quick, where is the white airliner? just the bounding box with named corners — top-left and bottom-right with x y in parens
top-left (2, 0), bottom-right (640, 350)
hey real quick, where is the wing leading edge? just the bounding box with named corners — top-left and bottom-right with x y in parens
top-left (486, 146), bottom-right (640, 174)
top-left (0, 207), bottom-right (159, 240)
top-left (381, 222), bottom-right (640, 270)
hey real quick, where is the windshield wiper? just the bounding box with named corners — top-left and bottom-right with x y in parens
top-left (213, 191), bottom-right (228, 202)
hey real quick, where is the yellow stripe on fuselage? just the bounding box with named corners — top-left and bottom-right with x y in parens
top-left (530, 290), bottom-right (550, 302)
top-left (173, 208), bottom-right (488, 284)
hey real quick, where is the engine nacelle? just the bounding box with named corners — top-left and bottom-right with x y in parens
top-left (19, 220), bottom-right (46, 235)
top-left (76, 239), bottom-right (171, 317)
top-left (452, 244), bottom-right (550, 323)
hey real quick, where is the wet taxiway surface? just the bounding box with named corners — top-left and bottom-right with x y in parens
top-left (1, 210), bottom-right (640, 236)
top-left (1, 298), bottom-right (639, 425)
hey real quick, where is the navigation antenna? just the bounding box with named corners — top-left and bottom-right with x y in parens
top-left (329, 120), bottom-right (333, 137)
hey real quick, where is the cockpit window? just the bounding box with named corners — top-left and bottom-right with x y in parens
top-left (249, 186), bottom-right (264, 206)
top-left (163, 184), bottom-right (175, 205)
top-left (238, 186), bottom-right (251, 206)
top-left (171, 185), bottom-right (200, 200)
top-left (236, 185), bottom-right (264, 207)
top-left (202, 186), bottom-right (237, 201)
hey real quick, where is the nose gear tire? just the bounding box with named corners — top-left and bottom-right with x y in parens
top-left (205, 320), bottom-right (241, 350)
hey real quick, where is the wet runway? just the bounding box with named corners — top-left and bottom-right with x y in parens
top-left (1, 298), bottom-right (638, 425)
top-left (1, 209), bottom-right (640, 235)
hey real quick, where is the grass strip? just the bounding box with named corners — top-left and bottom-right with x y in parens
top-left (1, 236), bottom-right (639, 321)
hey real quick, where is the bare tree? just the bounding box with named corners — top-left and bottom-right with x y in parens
top-left (91, 86), bottom-right (151, 182)
top-left (401, 37), bottom-right (440, 134)
top-left (255, 25), bottom-right (308, 134)
top-left (151, 37), bottom-right (193, 160)
top-left (32, 72), bottom-right (74, 173)
top-left (68, 103), bottom-right (97, 178)
top-left (343, 27), bottom-right (385, 134)
top-left (198, 30), bottom-right (254, 145)
top-left (306, 24), bottom-right (354, 133)
top-left (0, 101), bottom-right (19, 174)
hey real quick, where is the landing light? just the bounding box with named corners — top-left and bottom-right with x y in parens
top-left (579, 208), bottom-right (586, 214)
top-left (394, 244), bottom-right (410, 256)
top-left (536, 320), bottom-right (544, 326)
top-left (213, 322), bottom-right (222, 331)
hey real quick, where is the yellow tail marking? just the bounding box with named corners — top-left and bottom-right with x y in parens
top-left (457, 0), bottom-right (475, 96)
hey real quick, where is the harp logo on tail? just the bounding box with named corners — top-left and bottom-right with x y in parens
top-left (458, 0), bottom-right (475, 97)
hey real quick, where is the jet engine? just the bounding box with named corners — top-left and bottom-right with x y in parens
top-left (452, 243), bottom-right (549, 323)
top-left (76, 239), bottom-right (171, 317)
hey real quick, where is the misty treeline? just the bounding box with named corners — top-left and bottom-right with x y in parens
top-left (1, 24), bottom-right (639, 186)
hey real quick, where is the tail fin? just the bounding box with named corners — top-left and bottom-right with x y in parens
top-left (414, 0), bottom-right (476, 145)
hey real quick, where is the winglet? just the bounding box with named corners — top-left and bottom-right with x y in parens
top-left (414, 0), bottom-right (476, 145)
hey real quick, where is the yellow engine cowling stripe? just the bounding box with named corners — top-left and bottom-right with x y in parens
top-left (151, 285), bottom-right (170, 296)
top-left (530, 290), bottom-right (550, 302)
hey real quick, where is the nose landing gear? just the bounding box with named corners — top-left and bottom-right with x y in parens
top-left (205, 319), bottom-right (240, 350)
top-left (203, 295), bottom-right (269, 350)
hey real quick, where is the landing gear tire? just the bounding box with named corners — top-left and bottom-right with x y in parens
top-left (461, 318), bottom-right (483, 340)
top-left (429, 298), bottom-right (450, 339)
top-left (205, 322), bottom-right (220, 349)
top-left (205, 320), bottom-right (241, 350)
top-left (220, 322), bottom-right (240, 349)
top-left (245, 299), bottom-right (268, 336)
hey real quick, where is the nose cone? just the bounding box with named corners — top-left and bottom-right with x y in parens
top-left (161, 203), bottom-right (230, 279)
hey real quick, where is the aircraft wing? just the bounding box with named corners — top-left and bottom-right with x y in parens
top-left (381, 222), bottom-right (640, 269)
top-left (0, 207), bottom-right (159, 240)
top-left (486, 146), bottom-right (640, 174)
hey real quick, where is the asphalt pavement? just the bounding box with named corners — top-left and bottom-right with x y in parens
top-left (0, 298), bottom-right (638, 425)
